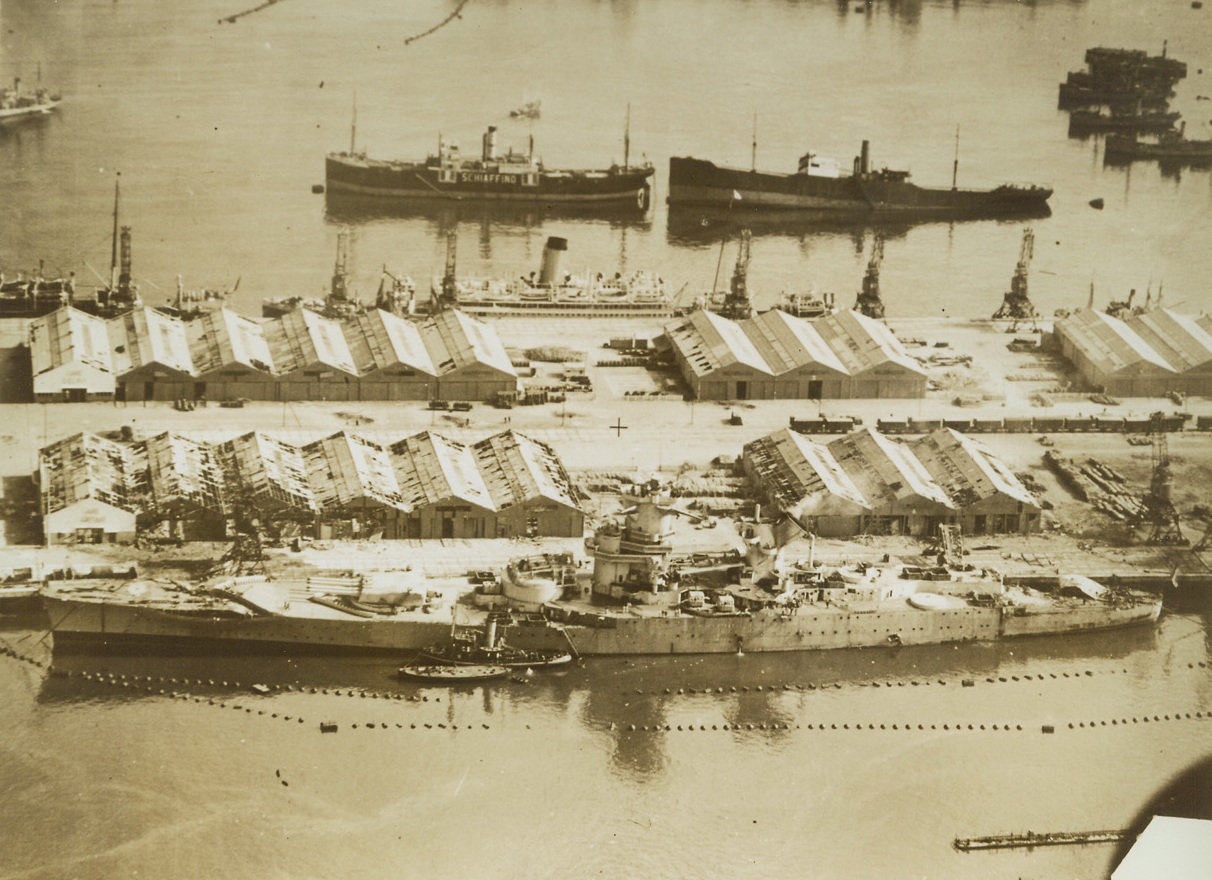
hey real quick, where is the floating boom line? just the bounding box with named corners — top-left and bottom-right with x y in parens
top-left (405, 0), bottom-right (472, 45)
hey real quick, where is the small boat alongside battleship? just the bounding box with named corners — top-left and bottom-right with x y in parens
top-left (418, 612), bottom-right (574, 669)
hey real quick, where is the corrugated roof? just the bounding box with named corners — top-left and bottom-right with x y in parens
top-left (346, 309), bottom-right (437, 376)
top-left (743, 429), bottom-right (869, 514)
top-left (473, 430), bottom-right (580, 511)
top-left (1127, 308), bottom-right (1212, 371)
top-left (220, 431), bottom-right (316, 512)
top-left (666, 310), bottom-right (773, 377)
top-left (188, 309), bottom-right (274, 374)
top-left (265, 309), bottom-right (358, 376)
top-left (1058, 308), bottom-right (1176, 376)
top-left (815, 310), bottom-right (925, 377)
top-left (28, 307), bottom-right (113, 377)
top-left (749, 310), bottom-right (849, 375)
top-left (423, 310), bottom-right (516, 376)
top-left (38, 432), bottom-right (145, 515)
top-left (911, 428), bottom-right (1038, 508)
top-left (143, 432), bottom-right (228, 513)
top-left (302, 431), bottom-right (409, 511)
top-left (830, 427), bottom-right (954, 510)
top-left (107, 308), bottom-right (195, 376)
top-left (390, 431), bottom-right (493, 509)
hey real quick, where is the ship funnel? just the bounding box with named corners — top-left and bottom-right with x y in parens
top-left (860, 140), bottom-right (871, 176)
top-left (482, 126), bottom-right (498, 161)
top-left (538, 236), bottom-right (568, 286)
top-left (485, 615), bottom-right (499, 649)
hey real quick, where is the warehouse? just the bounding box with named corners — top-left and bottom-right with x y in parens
top-left (388, 431), bottom-right (497, 539)
top-left (217, 431), bottom-right (317, 515)
top-left (109, 308), bottom-right (197, 402)
top-left (743, 426), bottom-right (1039, 538)
top-left (663, 308), bottom-right (926, 400)
top-left (302, 431), bottom-right (411, 538)
top-left (142, 432), bottom-right (229, 540)
top-left (472, 431), bottom-right (585, 538)
top-left (28, 307), bottom-right (116, 402)
top-left (1053, 308), bottom-right (1212, 398)
top-left (38, 433), bottom-right (141, 545)
top-left (187, 309), bottom-right (277, 402)
top-left (25, 305), bottom-right (517, 403)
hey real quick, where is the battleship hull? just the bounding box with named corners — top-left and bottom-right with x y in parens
top-left (41, 586), bottom-right (1160, 658)
top-left (667, 157), bottom-right (1052, 218)
top-left (325, 154), bottom-right (653, 208)
top-left (503, 595), bottom-right (1162, 656)
top-left (42, 594), bottom-right (450, 655)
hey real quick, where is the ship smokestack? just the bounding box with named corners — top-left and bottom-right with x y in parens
top-left (538, 236), bottom-right (568, 286)
top-left (860, 140), bottom-right (871, 176)
top-left (485, 616), bottom-right (499, 649)
top-left (482, 126), bottom-right (498, 161)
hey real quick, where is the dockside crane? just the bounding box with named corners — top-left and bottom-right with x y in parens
top-left (1135, 411), bottom-right (1187, 546)
top-left (718, 229), bottom-right (754, 320)
top-left (992, 227), bottom-right (1038, 331)
top-left (854, 234), bottom-right (885, 320)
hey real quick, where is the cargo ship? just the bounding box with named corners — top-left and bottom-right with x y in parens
top-left (430, 234), bottom-right (673, 317)
top-left (325, 121), bottom-right (654, 210)
top-left (667, 141), bottom-right (1052, 218)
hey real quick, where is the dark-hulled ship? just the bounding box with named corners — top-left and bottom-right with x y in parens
top-left (326, 124), bottom-right (654, 210)
top-left (667, 141), bottom-right (1052, 218)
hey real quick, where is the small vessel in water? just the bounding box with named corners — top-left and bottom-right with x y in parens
top-left (1104, 126), bottom-right (1212, 164)
top-left (667, 139), bottom-right (1052, 218)
top-left (326, 103), bottom-right (652, 210)
top-left (1067, 108), bottom-right (1181, 134)
top-left (398, 663), bottom-right (510, 682)
top-left (0, 76), bottom-right (60, 124)
top-left (431, 234), bottom-right (672, 317)
top-left (509, 99), bottom-right (541, 119)
top-left (418, 611), bottom-right (574, 668)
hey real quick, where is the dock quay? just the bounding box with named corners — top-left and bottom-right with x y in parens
top-left (954, 829), bottom-right (1130, 851)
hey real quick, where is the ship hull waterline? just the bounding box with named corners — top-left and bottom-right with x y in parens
top-left (42, 594), bottom-right (1161, 657)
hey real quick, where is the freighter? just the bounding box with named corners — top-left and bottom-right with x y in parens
top-left (666, 141), bottom-right (1052, 218)
top-left (42, 496), bottom-right (1162, 657)
top-left (430, 234), bottom-right (673, 318)
top-left (325, 121), bottom-right (654, 210)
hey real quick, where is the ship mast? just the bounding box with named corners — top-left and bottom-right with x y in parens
top-left (952, 125), bottom-right (960, 191)
top-left (349, 93), bottom-right (358, 155)
top-left (623, 103), bottom-right (630, 170)
top-left (751, 113), bottom-right (757, 172)
top-left (110, 173), bottom-right (121, 289)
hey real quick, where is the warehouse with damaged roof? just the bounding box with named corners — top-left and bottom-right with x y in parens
top-left (25, 305), bottom-right (518, 403)
top-left (1053, 307), bottom-right (1212, 398)
top-left (36, 429), bottom-right (583, 543)
top-left (38, 433), bottom-right (143, 544)
top-left (663, 308), bottom-right (927, 400)
top-left (743, 426), bottom-right (1040, 538)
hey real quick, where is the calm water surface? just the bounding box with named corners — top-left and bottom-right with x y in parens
top-left (2, 1), bottom-right (1211, 877)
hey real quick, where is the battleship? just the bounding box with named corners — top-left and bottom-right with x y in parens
top-left (430, 234), bottom-right (673, 317)
top-left (325, 116), bottom-right (653, 210)
top-left (666, 141), bottom-right (1052, 218)
top-left (1104, 128), bottom-right (1212, 164)
top-left (500, 496), bottom-right (1162, 656)
top-left (39, 496), bottom-right (1162, 657)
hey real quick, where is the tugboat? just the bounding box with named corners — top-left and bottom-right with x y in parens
top-left (418, 612), bottom-right (574, 669)
top-left (326, 104), bottom-right (653, 210)
top-left (0, 76), bottom-right (60, 124)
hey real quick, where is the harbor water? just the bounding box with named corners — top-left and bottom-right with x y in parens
top-left (1, 0), bottom-right (1210, 317)
top-left (1, 0), bottom-right (1211, 877)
